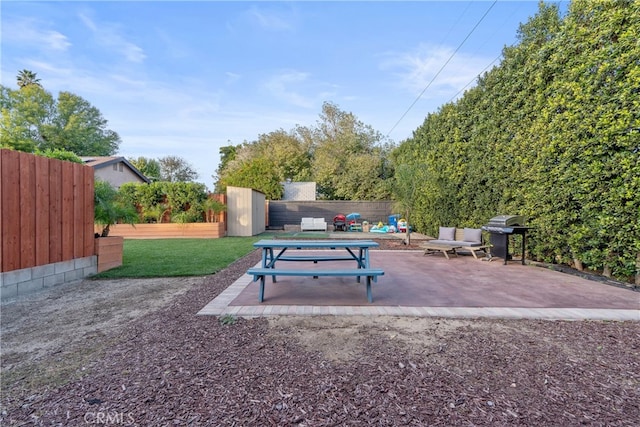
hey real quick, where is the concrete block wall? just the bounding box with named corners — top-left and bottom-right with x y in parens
top-left (268, 200), bottom-right (394, 229)
top-left (0, 256), bottom-right (97, 301)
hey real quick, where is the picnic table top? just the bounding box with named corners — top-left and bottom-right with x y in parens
top-left (254, 239), bottom-right (380, 249)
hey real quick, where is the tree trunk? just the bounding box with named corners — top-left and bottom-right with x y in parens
top-left (573, 257), bottom-right (583, 271)
top-left (405, 211), bottom-right (411, 246)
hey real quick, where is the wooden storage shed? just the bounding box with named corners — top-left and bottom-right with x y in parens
top-left (226, 186), bottom-right (265, 237)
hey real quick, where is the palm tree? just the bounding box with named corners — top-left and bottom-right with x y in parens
top-left (17, 69), bottom-right (42, 88)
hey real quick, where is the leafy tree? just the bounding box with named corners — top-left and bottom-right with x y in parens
top-left (216, 130), bottom-right (311, 198)
top-left (222, 156), bottom-right (284, 199)
top-left (1, 84), bottom-right (54, 152)
top-left (213, 103), bottom-right (393, 200)
top-left (129, 156), bottom-right (161, 181)
top-left (41, 91), bottom-right (120, 155)
top-left (308, 102), bottom-right (392, 200)
top-left (158, 155), bottom-right (199, 182)
top-left (17, 69), bottom-right (41, 88)
top-left (213, 144), bottom-right (239, 193)
top-left (1, 75), bottom-right (120, 156)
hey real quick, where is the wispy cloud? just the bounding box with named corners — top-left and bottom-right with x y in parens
top-left (380, 43), bottom-right (490, 97)
top-left (155, 29), bottom-right (191, 60)
top-left (246, 5), bottom-right (296, 31)
top-left (225, 72), bottom-right (241, 85)
top-left (3, 18), bottom-right (71, 52)
top-left (78, 12), bottom-right (146, 63)
top-left (263, 70), bottom-right (315, 108)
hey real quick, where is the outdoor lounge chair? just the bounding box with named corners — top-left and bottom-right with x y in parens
top-left (423, 227), bottom-right (489, 259)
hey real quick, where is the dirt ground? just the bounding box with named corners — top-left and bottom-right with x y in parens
top-left (1, 248), bottom-right (639, 426)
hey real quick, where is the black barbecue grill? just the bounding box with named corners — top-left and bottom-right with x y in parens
top-left (482, 215), bottom-right (532, 264)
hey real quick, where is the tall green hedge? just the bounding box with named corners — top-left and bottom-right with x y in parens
top-left (396, 0), bottom-right (639, 281)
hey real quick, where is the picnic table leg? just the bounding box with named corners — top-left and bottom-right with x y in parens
top-left (263, 248), bottom-right (278, 283)
top-left (366, 276), bottom-right (373, 303)
top-left (268, 248), bottom-right (278, 282)
top-left (358, 247), bottom-right (367, 283)
top-left (258, 275), bottom-right (265, 302)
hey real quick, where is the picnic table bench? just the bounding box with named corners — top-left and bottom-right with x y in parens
top-left (247, 267), bottom-right (385, 303)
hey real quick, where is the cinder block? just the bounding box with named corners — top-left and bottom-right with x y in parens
top-left (84, 265), bottom-right (98, 277)
top-left (2, 268), bottom-right (32, 286)
top-left (74, 256), bottom-right (94, 269)
top-left (44, 273), bottom-right (66, 287)
top-left (0, 284), bottom-right (18, 301)
top-left (17, 278), bottom-right (44, 296)
top-left (54, 260), bottom-right (75, 274)
top-left (64, 269), bottom-right (84, 282)
top-left (32, 264), bottom-right (55, 279)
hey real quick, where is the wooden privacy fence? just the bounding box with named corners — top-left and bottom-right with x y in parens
top-left (0, 149), bottom-right (95, 273)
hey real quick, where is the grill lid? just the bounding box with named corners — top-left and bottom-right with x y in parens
top-left (487, 215), bottom-right (524, 227)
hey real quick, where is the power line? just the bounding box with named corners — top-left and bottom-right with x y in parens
top-left (386, 0), bottom-right (498, 138)
top-left (447, 53), bottom-right (502, 104)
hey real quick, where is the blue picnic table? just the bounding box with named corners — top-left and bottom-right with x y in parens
top-left (248, 239), bottom-right (384, 303)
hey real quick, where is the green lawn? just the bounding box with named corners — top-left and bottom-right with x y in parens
top-left (93, 237), bottom-right (261, 279)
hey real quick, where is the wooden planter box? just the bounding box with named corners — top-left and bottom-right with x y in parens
top-left (102, 222), bottom-right (226, 239)
top-left (95, 236), bottom-right (123, 273)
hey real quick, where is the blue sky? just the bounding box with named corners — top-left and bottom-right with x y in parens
top-left (1, 1), bottom-right (565, 189)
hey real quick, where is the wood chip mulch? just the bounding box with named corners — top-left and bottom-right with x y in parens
top-left (1, 241), bottom-right (639, 426)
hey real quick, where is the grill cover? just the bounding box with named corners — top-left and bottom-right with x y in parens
top-left (487, 215), bottom-right (524, 227)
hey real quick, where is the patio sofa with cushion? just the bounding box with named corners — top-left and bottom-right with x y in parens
top-left (300, 217), bottom-right (327, 232)
top-left (423, 227), bottom-right (489, 259)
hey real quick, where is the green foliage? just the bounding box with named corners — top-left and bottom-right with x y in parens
top-left (309, 102), bottom-right (393, 200)
top-left (158, 155), bottom-right (198, 182)
top-left (128, 156), bottom-right (161, 182)
top-left (394, 0), bottom-right (639, 281)
top-left (391, 163), bottom-right (426, 244)
top-left (218, 129), bottom-right (311, 199)
top-left (116, 181), bottom-right (209, 224)
top-left (214, 102), bottom-right (393, 200)
top-left (213, 145), bottom-right (238, 193)
top-left (218, 314), bottom-right (238, 326)
top-left (171, 208), bottom-right (203, 224)
top-left (203, 197), bottom-right (227, 223)
top-left (94, 180), bottom-right (139, 237)
top-left (163, 181), bottom-right (208, 213)
top-left (222, 156), bottom-right (284, 199)
top-left (1, 79), bottom-right (120, 156)
top-left (1, 84), bottom-right (54, 152)
top-left (36, 148), bottom-right (83, 163)
top-left (17, 70), bottom-right (42, 88)
top-left (142, 203), bottom-right (170, 224)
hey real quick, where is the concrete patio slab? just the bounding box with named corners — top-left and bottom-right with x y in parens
top-left (198, 250), bottom-right (639, 321)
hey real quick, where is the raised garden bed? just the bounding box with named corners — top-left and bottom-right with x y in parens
top-left (101, 223), bottom-right (225, 239)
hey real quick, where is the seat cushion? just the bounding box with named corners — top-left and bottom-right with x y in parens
top-left (438, 227), bottom-right (456, 241)
top-left (463, 228), bottom-right (482, 243)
